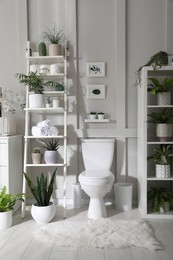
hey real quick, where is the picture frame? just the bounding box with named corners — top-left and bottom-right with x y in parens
top-left (86, 62), bottom-right (105, 77)
top-left (86, 84), bottom-right (106, 99)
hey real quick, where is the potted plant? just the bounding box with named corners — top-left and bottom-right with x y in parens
top-left (40, 138), bottom-right (59, 164)
top-left (134, 51), bottom-right (169, 87)
top-left (148, 144), bottom-right (173, 178)
top-left (147, 108), bottom-right (173, 141)
top-left (147, 186), bottom-right (173, 214)
top-left (97, 112), bottom-right (105, 119)
top-left (16, 72), bottom-right (53, 108)
top-left (148, 77), bottom-right (173, 105)
top-left (0, 186), bottom-right (25, 229)
top-left (23, 169), bottom-right (57, 224)
top-left (89, 112), bottom-right (97, 119)
top-left (45, 96), bottom-right (52, 108)
top-left (31, 147), bottom-right (42, 164)
top-left (42, 23), bottom-right (65, 56)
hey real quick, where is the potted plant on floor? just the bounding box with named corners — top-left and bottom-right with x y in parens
top-left (23, 169), bottom-right (57, 224)
top-left (16, 72), bottom-right (53, 108)
top-left (31, 147), bottom-right (42, 164)
top-left (42, 23), bottom-right (65, 56)
top-left (134, 51), bottom-right (169, 87)
top-left (40, 138), bottom-right (59, 164)
top-left (147, 186), bottom-right (173, 214)
top-left (148, 77), bottom-right (173, 105)
top-left (147, 108), bottom-right (173, 141)
top-left (148, 144), bottom-right (173, 178)
top-left (0, 186), bottom-right (25, 229)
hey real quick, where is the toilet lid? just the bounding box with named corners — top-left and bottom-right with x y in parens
top-left (79, 169), bottom-right (114, 181)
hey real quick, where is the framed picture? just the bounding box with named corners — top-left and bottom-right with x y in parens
top-left (86, 62), bottom-right (105, 77)
top-left (86, 84), bottom-right (105, 99)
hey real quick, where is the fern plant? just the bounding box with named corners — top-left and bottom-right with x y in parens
top-left (23, 168), bottom-right (57, 206)
top-left (148, 145), bottom-right (173, 165)
top-left (148, 77), bottom-right (173, 94)
top-left (147, 108), bottom-right (173, 124)
top-left (40, 138), bottom-right (59, 151)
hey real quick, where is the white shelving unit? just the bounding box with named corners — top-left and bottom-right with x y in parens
top-left (138, 66), bottom-right (173, 218)
top-left (21, 48), bottom-right (68, 218)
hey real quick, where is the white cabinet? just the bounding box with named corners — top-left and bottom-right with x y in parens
top-left (21, 51), bottom-right (68, 218)
top-left (0, 136), bottom-right (23, 211)
top-left (138, 66), bottom-right (173, 218)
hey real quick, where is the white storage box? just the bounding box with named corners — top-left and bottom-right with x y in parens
top-left (0, 117), bottom-right (16, 136)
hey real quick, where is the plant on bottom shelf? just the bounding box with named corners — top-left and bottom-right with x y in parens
top-left (147, 187), bottom-right (173, 214)
top-left (23, 168), bottom-right (57, 206)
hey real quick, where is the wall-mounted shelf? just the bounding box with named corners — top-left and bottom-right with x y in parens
top-left (85, 119), bottom-right (110, 123)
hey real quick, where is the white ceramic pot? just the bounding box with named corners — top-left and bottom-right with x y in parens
top-left (44, 151), bottom-right (58, 164)
top-left (0, 210), bottom-right (12, 229)
top-left (89, 114), bottom-right (97, 119)
top-left (29, 94), bottom-right (45, 108)
top-left (156, 164), bottom-right (170, 178)
top-left (31, 202), bottom-right (56, 224)
top-left (157, 92), bottom-right (171, 105)
top-left (156, 124), bottom-right (172, 142)
top-left (49, 44), bottom-right (65, 56)
top-left (98, 114), bottom-right (105, 119)
top-left (31, 153), bottom-right (42, 164)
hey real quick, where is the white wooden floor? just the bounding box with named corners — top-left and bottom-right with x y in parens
top-left (0, 205), bottom-right (173, 260)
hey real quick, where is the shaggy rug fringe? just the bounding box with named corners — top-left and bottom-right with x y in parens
top-left (35, 217), bottom-right (162, 250)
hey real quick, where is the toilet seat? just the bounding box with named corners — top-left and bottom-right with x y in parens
top-left (79, 169), bottom-right (114, 183)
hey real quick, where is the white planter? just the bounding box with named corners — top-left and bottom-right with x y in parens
top-left (156, 124), bottom-right (172, 142)
top-left (159, 202), bottom-right (170, 213)
top-left (31, 153), bottom-right (42, 164)
top-left (156, 164), bottom-right (170, 178)
top-left (157, 92), bottom-right (171, 105)
top-left (29, 94), bottom-right (45, 108)
top-left (98, 114), bottom-right (105, 119)
top-left (44, 151), bottom-right (58, 164)
top-left (31, 202), bottom-right (56, 224)
top-left (89, 114), bottom-right (97, 119)
top-left (0, 210), bottom-right (12, 229)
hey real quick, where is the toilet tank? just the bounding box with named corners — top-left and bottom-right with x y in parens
top-left (81, 138), bottom-right (115, 170)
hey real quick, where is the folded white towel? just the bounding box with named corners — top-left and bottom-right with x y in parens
top-left (37, 119), bottom-right (53, 128)
top-left (48, 126), bottom-right (59, 136)
top-left (32, 126), bottom-right (49, 136)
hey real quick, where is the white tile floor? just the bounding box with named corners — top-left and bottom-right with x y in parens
top-left (0, 205), bottom-right (173, 260)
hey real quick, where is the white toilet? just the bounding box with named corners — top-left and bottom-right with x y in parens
top-left (78, 138), bottom-right (115, 219)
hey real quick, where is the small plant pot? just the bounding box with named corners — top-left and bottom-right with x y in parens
top-left (156, 164), bottom-right (170, 178)
top-left (49, 44), bottom-right (65, 56)
top-left (44, 151), bottom-right (58, 164)
top-left (31, 153), bottom-right (42, 164)
top-left (46, 103), bottom-right (51, 108)
top-left (29, 94), bottom-right (45, 108)
top-left (157, 92), bottom-right (171, 106)
top-left (89, 114), bottom-right (97, 119)
top-left (31, 202), bottom-right (56, 224)
top-left (159, 202), bottom-right (170, 214)
top-left (156, 124), bottom-right (172, 142)
top-left (98, 114), bottom-right (105, 119)
top-left (0, 210), bottom-right (12, 229)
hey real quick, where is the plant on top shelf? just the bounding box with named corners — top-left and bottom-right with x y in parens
top-left (89, 112), bottom-right (97, 119)
top-left (23, 169), bottom-right (57, 224)
top-left (42, 23), bottom-right (65, 56)
top-left (147, 186), bottom-right (173, 214)
top-left (97, 112), bottom-right (105, 119)
top-left (40, 138), bottom-right (59, 164)
top-left (134, 51), bottom-right (169, 87)
top-left (147, 108), bottom-right (173, 141)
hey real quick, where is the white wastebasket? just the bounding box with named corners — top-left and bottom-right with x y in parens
top-left (114, 183), bottom-right (133, 211)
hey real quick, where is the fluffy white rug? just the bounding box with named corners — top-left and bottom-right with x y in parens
top-left (35, 214), bottom-right (162, 250)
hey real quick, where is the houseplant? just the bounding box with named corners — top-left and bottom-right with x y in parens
top-left (148, 77), bottom-right (173, 105)
top-left (98, 112), bottom-right (105, 119)
top-left (23, 169), bottom-right (57, 224)
top-left (0, 186), bottom-right (24, 229)
top-left (148, 144), bottom-right (173, 178)
top-left (16, 72), bottom-right (53, 108)
top-left (42, 24), bottom-right (65, 56)
top-left (40, 138), bottom-right (59, 164)
top-left (89, 112), bottom-right (97, 119)
top-left (31, 147), bottom-right (42, 164)
top-left (147, 108), bottom-right (173, 141)
top-left (147, 186), bottom-right (173, 214)
top-left (135, 51), bottom-right (169, 87)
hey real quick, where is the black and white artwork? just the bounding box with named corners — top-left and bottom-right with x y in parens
top-left (86, 62), bottom-right (105, 77)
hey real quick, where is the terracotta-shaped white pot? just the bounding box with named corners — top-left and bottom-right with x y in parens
top-left (157, 92), bottom-right (171, 106)
top-left (29, 94), bottom-right (45, 108)
top-left (156, 124), bottom-right (172, 142)
top-left (156, 164), bottom-right (170, 178)
top-left (49, 44), bottom-right (65, 56)
top-left (0, 210), bottom-right (12, 229)
top-left (31, 202), bottom-right (56, 224)
top-left (31, 153), bottom-right (42, 164)
top-left (44, 151), bottom-right (58, 164)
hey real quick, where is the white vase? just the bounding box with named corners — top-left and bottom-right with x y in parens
top-left (156, 164), bottom-right (170, 178)
top-left (29, 94), bottom-right (45, 108)
top-left (44, 151), bottom-right (58, 164)
top-left (157, 92), bottom-right (171, 105)
top-left (0, 211), bottom-right (12, 229)
top-left (31, 202), bottom-right (56, 224)
top-left (156, 124), bottom-right (172, 142)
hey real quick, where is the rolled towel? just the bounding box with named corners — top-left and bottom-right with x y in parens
top-left (32, 126), bottom-right (49, 136)
top-left (48, 126), bottom-right (59, 136)
top-left (37, 119), bottom-right (53, 128)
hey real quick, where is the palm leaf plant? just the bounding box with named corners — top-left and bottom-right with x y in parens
top-left (23, 168), bottom-right (57, 206)
top-left (147, 108), bottom-right (173, 124)
top-left (148, 144), bottom-right (173, 165)
top-left (147, 186), bottom-right (173, 213)
top-left (148, 77), bottom-right (173, 94)
top-left (39, 138), bottom-right (59, 151)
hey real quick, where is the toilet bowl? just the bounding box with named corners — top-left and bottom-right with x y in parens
top-left (78, 139), bottom-right (115, 219)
